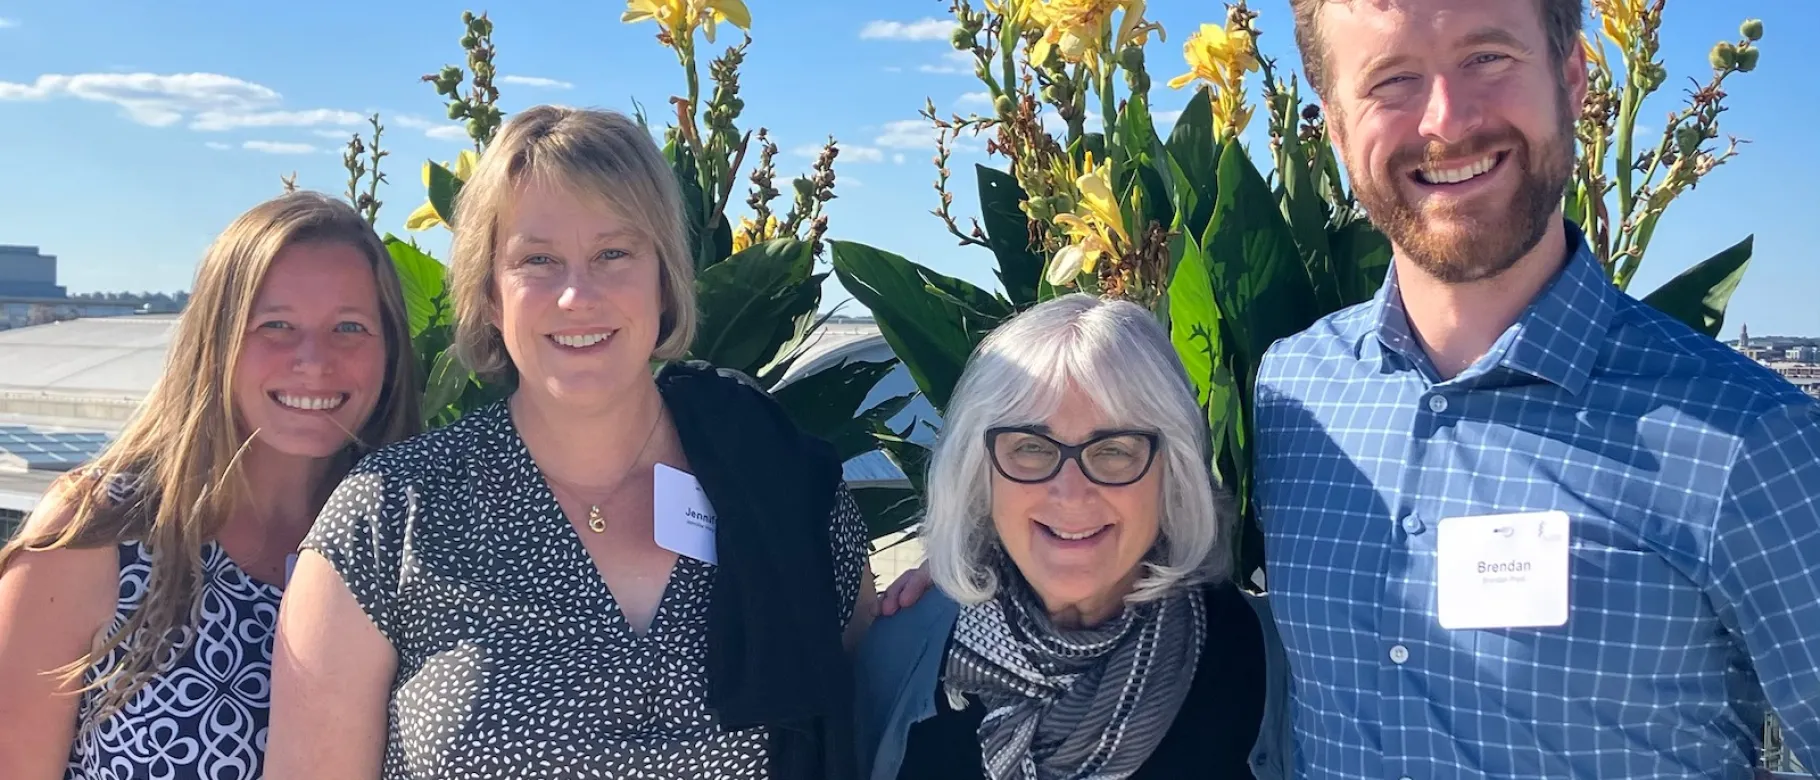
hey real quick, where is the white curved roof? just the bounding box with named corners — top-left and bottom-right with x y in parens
top-left (0, 315), bottom-right (177, 399)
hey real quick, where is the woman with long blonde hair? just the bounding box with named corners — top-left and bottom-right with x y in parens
top-left (0, 190), bottom-right (420, 779)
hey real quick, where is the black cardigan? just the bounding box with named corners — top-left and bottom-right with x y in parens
top-left (654, 360), bottom-right (856, 780)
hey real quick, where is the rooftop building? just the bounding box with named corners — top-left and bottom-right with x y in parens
top-left (0, 314), bottom-right (934, 572)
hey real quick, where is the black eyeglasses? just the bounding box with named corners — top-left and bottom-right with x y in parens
top-left (984, 427), bottom-right (1161, 486)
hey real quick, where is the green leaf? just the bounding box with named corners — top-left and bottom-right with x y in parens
top-left (421, 349), bottom-right (469, 426)
top-left (830, 241), bottom-right (990, 412)
top-left (1165, 87), bottom-right (1218, 240)
top-left (1328, 218), bottom-right (1393, 305)
top-left (922, 263), bottom-right (1014, 321)
top-left (1201, 139), bottom-right (1321, 394)
top-left (1639, 235), bottom-right (1753, 338)
top-left (773, 359), bottom-right (902, 457)
top-left (427, 162), bottom-right (463, 228)
top-left (1279, 146), bottom-right (1341, 313)
top-left (692, 238), bottom-right (816, 375)
top-left (852, 484), bottom-right (923, 542)
top-left (1117, 95), bottom-right (1172, 216)
top-left (976, 165), bottom-right (1047, 306)
top-left (1165, 230), bottom-right (1222, 409)
top-left (757, 300), bottom-right (842, 387)
top-left (383, 236), bottom-right (448, 337)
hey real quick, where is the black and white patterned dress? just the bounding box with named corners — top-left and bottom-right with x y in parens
top-left (301, 399), bottom-right (869, 779)
top-left (66, 539), bottom-right (282, 780)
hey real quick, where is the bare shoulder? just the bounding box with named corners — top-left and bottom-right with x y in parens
top-left (0, 481), bottom-right (122, 634)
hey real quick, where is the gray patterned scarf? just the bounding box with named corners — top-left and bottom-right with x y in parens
top-left (941, 562), bottom-right (1206, 780)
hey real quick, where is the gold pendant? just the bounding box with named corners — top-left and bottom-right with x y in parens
top-left (587, 505), bottom-right (605, 533)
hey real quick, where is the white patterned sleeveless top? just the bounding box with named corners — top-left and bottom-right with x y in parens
top-left (63, 477), bottom-right (283, 780)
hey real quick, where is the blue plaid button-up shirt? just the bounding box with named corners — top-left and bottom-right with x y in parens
top-left (1254, 225), bottom-right (1820, 779)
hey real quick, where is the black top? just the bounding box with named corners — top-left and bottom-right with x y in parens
top-left (896, 581), bottom-right (1268, 780)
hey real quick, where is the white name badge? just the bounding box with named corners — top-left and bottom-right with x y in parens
top-left (1436, 510), bottom-right (1570, 630)
top-left (653, 463), bottom-right (718, 565)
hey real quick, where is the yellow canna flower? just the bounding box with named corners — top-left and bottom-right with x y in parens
top-left (1168, 22), bottom-right (1260, 138)
top-left (696, 0), bottom-right (751, 43)
top-left (1590, 0), bottom-right (1644, 54)
top-left (622, 0), bottom-right (750, 44)
top-left (1046, 151), bottom-right (1129, 287)
top-left (1027, 0), bottom-right (1142, 71)
top-left (1072, 152), bottom-right (1127, 243)
top-left (731, 214), bottom-right (779, 254)
top-left (1582, 33), bottom-right (1608, 73)
top-left (1167, 22), bottom-right (1256, 90)
top-left (405, 149), bottom-right (479, 232)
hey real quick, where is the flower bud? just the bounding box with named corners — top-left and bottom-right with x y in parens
top-left (1044, 245), bottom-right (1086, 287)
top-left (448, 102), bottom-right (468, 120)
top-left (1049, 192), bottom-right (1075, 215)
top-left (1674, 124), bottom-right (1701, 154)
top-left (1710, 41), bottom-right (1738, 71)
top-left (1023, 196), bottom-right (1054, 221)
top-left (1118, 45), bottom-right (1144, 71)
top-left (467, 118), bottom-right (484, 137)
top-left (1125, 69), bottom-right (1150, 94)
top-left (951, 27), bottom-right (973, 50)
top-left (462, 10), bottom-right (475, 23)
top-left (441, 65), bottom-right (463, 83)
top-left (461, 34), bottom-right (479, 49)
top-left (1735, 45), bottom-right (1759, 72)
top-left (1740, 18), bottom-right (1763, 42)
top-left (994, 94), bottom-right (1016, 118)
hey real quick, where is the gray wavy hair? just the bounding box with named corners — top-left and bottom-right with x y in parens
top-left (921, 293), bottom-right (1233, 606)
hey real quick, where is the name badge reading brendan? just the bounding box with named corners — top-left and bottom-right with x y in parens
top-left (653, 463), bottom-right (718, 565)
top-left (1436, 510), bottom-right (1570, 630)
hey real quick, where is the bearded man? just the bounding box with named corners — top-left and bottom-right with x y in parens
top-left (1252, 0), bottom-right (1820, 777)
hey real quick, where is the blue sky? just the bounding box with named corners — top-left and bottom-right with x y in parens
top-left (1, 0), bottom-right (1813, 338)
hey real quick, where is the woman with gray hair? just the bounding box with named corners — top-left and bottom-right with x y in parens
top-left (853, 294), bottom-right (1289, 780)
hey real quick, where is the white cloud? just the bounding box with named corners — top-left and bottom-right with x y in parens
top-left (499, 75), bottom-right (573, 89)
top-left (875, 119), bottom-right (938, 150)
top-left (0, 72), bottom-right (279, 127)
top-left (0, 18), bottom-right (18, 29)
top-left (0, 71), bottom-right (368, 136)
top-left (1153, 109), bottom-right (1184, 127)
top-left (957, 91), bottom-right (991, 107)
top-left (192, 108), bottom-right (364, 131)
top-left (894, 153), bottom-right (907, 165)
top-left (243, 140), bottom-right (317, 154)
top-left (1039, 109), bottom-right (1104, 136)
top-left (314, 128), bottom-right (354, 139)
top-left (883, 66), bottom-right (904, 73)
top-left (204, 141), bottom-right (232, 151)
top-left (919, 51), bottom-right (974, 75)
top-left (860, 18), bottom-right (953, 41)
top-left (395, 113), bottom-right (470, 142)
top-left (792, 143), bottom-right (885, 163)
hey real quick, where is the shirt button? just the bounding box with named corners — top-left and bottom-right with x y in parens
top-left (1390, 644), bottom-right (1410, 664)
top-left (1401, 514), bottom-right (1425, 535)
top-left (1427, 394), bottom-right (1449, 413)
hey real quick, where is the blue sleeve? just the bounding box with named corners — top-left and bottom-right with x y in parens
top-left (1704, 403), bottom-right (1820, 768)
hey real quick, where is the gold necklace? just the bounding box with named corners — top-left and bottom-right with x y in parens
top-left (546, 404), bottom-right (666, 534)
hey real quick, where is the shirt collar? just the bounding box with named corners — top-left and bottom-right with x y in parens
top-left (1369, 221), bottom-right (1615, 394)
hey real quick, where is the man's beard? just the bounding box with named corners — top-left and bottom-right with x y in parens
top-left (1343, 94), bottom-right (1576, 284)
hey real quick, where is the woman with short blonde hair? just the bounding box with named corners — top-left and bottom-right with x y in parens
top-left (0, 191), bottom-right (420, 779)
top-left (270, 104), bottom-right (876, 780)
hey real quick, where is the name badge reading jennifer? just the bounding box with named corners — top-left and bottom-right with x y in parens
top-left (653, 463), bottom-right (718, 565)
top-left (1436, 510), bottom-right (1570, 630)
